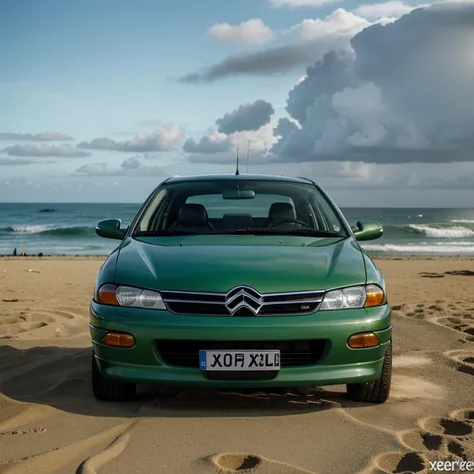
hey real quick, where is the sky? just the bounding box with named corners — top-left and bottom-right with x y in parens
top-left (1, 0), bottom-right (474, 206)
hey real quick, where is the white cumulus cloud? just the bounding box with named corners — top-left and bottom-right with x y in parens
top-left (182, 0), bottom-right (474, 170)
top-left (270, 1), bottom-right (474, 163)
top-left (183, 99), bottom-right (279, 164)
top-left (288, 9), bottom-right (371, 41)
top-left (180, 8), bottom-right (383, 82)
top-left (208, 18), bottom-right (275, 44)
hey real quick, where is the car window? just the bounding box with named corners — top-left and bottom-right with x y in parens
top-left (186, 194), bottom-right (294, 218)
top-left (137, 188), bottom-right (168, 232)
top-left (308, 194), bottom-right (344, 234)
top-left (133, 179), bottom-right (347, 236)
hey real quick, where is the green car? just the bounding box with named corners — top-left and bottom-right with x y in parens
top-left (90, 174), bottom-right (391, 403)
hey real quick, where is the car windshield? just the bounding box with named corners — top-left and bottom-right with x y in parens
top-left (133, 178), bottom-right (348, 237)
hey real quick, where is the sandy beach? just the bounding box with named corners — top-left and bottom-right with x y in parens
top-left (1, 256), bottom-right (473, 474)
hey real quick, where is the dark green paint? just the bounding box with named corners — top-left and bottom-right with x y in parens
top-left (96, 218), bottom-right (126, 240)
top-left (165, 173), bottom-right (315, 184)
top-left (91, 174), bottom-right (391, 389)
top-left (113, 236), bottom-right (365, 293)
top-left (90, 303), bottom-right (391, 388)
top-left (353, 219), bottom-right (384, 242)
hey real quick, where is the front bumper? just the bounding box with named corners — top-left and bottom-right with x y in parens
top-left (90, 301), bottom-right (392, 388)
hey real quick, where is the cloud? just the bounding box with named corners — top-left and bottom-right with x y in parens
top-left (270, 1), bottom-right (474, 163)
top-left (183, 100), bottom-right (275, 157)
top-left (216, 100), bottom-right (275, 134)
top-left (269, 0), bottom-right (341, 7)
top-left (179, 43), bottom-right (336, 82)
top-left (0, 158), bottom-right (35, 165)
top-left (208, 18), bottom-right (275, 45)
top-left (76, 137), bottom-right (118, 150)
top-left (184, 123), bottom-right (278, 165)
top-left (181, 2), bottom-right (474, 167)
top-left (77, 125), bottom-right (184, 152)
top-left (0, 132), bottom-right (73, 141)
top-left (120, 157), bottom-right (142, 169)
top-left (318, 161), bottom-right (474, 190)
top-left (287, 9), bottom-right (371, 41)
top-left (3, 144), bottom-right (90, 158)
top-left (75, 160), bottom-right (165, 177)
top-left (182, 97), bottom-right (280, 164)
top-left (179, 10), bottom-right (374, 82)
top-left (73, 155), bottom-right (178, 178)
top-left (183, 133), bottom-right (231, 154)
top-left (75, 163), bottom-right (109, 176)
top-left (353, 1), bottom-right (427, 19)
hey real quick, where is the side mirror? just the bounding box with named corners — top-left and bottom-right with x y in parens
top-left (353, 220), bottom-right (383, 241)
top-left (96, 218), bottom-right (126, 240)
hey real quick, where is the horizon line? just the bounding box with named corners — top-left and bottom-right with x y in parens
top-left (1, 202), bottom-right (474, 210)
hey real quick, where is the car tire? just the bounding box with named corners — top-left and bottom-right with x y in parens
top-left (346, 340), bottom-right (392, 403)
top-left (91, 351), bottom-right (136, 402)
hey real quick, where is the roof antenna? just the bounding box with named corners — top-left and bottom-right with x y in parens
top-left (246, 139), bottom-right (250, 173)
top-left (235, 146), bottom-right (240, 175)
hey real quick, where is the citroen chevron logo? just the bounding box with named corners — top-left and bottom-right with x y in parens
top-left (225, 286), bottom-right (263, 316)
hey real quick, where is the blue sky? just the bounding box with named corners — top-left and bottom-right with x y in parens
top-left (2, 0), bottom-right (474, 205)
top-left (2, 0), bottom-right (308, 137)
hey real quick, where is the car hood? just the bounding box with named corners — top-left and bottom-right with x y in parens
top-left (114, 235), bottom-right (367, 293)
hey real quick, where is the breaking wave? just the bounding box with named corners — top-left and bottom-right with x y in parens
top-left (387, 223), bottom-right (474, 238)
top-left (362, 243), bottom-right (474, 254)
top-left (3, 225), bottom-right (95, 236)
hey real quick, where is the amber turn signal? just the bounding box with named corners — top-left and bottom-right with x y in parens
top-left (98, 284), bottom-right (119, 306)
top-left (347, 332), bottom-right (380, 349)
top-left (104, 331), bottom-right (135, 348)
top-left (364, 285), bottom-right (385, 307)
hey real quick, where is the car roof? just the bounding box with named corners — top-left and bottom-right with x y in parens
top-left (164, 173), bottom-right (316, 185)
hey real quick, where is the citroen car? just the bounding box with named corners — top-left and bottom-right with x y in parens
top-left (90, 174), bottom-right (391, 403)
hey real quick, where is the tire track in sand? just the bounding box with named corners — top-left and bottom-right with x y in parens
top-left (1, 422), bottom-right (134, 474)
top-left (0, 306), bottom-right (88, 340)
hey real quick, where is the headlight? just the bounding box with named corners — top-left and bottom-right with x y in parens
top-left (96, 284), bottom-right (166, 310)
top-left (319, 284), bottom-right (385, 310)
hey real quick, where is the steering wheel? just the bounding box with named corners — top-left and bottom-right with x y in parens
top-left (270, 219), bottom-right (313, 229)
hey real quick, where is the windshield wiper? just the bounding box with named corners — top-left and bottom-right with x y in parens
top-left (134, 228), bottom-right (344, 238)
top-left (134, 229), bottom-right (202, 236)
top-left (208, 228), bottom-right (344, 237)
top-left (279, 229), bottom-right (344, 238)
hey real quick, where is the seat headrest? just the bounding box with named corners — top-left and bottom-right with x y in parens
top-left (269, 202), bottom-right (296, 222)
top-left (178, 203), bottom-right (209, 226)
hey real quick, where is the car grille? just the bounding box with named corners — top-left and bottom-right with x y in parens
top-left (160, 287), bottom-right (325, 316)
top-left (156, 340), bottom-right (326, 368)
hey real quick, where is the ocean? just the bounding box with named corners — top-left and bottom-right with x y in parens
top-left (1, 203), bottom-right (474, 257)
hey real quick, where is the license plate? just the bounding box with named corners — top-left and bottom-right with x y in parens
top-left (199, 350), bottom-right (281, 371)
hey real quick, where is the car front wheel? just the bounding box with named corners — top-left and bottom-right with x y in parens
top-left (346, 341), bottom-right (392, 403)
top-left (91, 351), bottom-right (136, 402)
